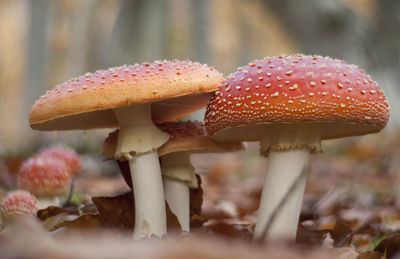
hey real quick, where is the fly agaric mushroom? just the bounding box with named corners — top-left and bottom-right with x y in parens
top-left (29, 60), bottom-right (223, 239)
top-left (39, 146), bottom-right (82, 205)
top-left (39, 146), bottom-right (82, 176)
top-left (101, 121), bottom-right (245, 232)
top-left (1, 190), bottom-right (38, 223)
top-left (204, 54), bottom-right (390, 241)
top-left (17, 154), bottom-right (72, 209)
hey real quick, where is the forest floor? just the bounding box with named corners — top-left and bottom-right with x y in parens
top-left (1, 131), bottom-right (400, 258)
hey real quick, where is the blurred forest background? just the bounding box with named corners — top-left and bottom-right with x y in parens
top-left (0, 0), bottom-right (399, 154)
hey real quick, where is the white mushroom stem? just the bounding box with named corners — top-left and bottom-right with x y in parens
top-left (163, 177), bottom-right (190, 232)
top-left (36, 197), bottom-right (63, 210)
top-left (160, 152), bottom-right (197, 233)
top-left (113, 104), bottom-right (170, 239)
top-left (253, 125), bottom-right (321, 241)
top-left (253, 149), bottom-right (309, 240)
top-left (129, 152), bottom-right (166, 239)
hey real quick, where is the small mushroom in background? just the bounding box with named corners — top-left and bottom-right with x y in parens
top-left (204, 54), bottom-right (390, 241)
top-left (39, 146), bottom-right (82, 206)
top-left (17, 155), bottom-right (72, 209)
top-left (101, 121), bottom-right (246, 232)
top-left (39, 146), bottom-right (82, 176)
top-left (29, 60), bottom-right (223, 239)
top-left (1, 190), bottom-right (38, 225)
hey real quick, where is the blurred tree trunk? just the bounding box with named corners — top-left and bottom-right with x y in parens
top-left (105, 0), bottom-right (167, 66)
top-left (366, 0), bottom-right (400, 122)
top-left (237, 10), bottom-right (253, 66)
top-left (139, 0), bottom-right (167, 61)
top-left (369, 0), bottom-right (400, 72)
top-left (26, 0), bottom-right (54, 110)
top-left (186, 0), bottom-right (211, 121)
top-left (192, 0), bottom-right (210, 63)
top-left (262, 0), bottom-right (366, 64)
top-left (65, 0), bottom-right (98, 78)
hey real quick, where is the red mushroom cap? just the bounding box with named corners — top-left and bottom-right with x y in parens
top-left (205, 54), bottom-right (390, 141)
top-left (40, 146), bottom-right (82, 176)
top-left (1, 190), bottom-right (38, 217)
top-left (17, 155), bottom-right (72, 197)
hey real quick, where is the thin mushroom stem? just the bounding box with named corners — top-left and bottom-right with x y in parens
top-left (62, 176), bottom-right (75, 207)
top-left (160, 152), bottom-right (197, 232)
top-left (129, 152), bottom-right (166, 239)
top-left (253, 125), bottom-right (320, 241)
top-left (163, 177), bottom-right (190, 232)
top-left (253, 149), bottom-right (309, 241)
top-left (257, 166), bottom-right (308, 242)
top-left (114, 104), bottom-right (170, 239)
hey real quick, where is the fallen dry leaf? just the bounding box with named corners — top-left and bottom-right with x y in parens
top-left (92, 191), bottom-right (181, 233)
top-left (37, 206), bottom-right (79, 221)
top-left (52, 213), bottom-right (106, 230)
top-left (116, 160), bottom-right (132, 188)
top-left (190, 214), bottom-right (208, 228)
top-left (92, 191), bottom-right (134, 231)
top-left (374, 233), bottom-right (400, 258)
top-left (297, 224), bottom-right (329, 245)
top-left (356, 251), bottom-right (383, 259)
top-left (190, 174), bottom-right (203, 217)
top-left (193, 220), bottom-right (253, 241)
top-left (37, 205), bottom-right (104, 231)
top-left (331, 220), bottom-right (353, 248)
top-left (331, 246), bottom-right (359, 259)
top-left (42, 212), bottom-right (80, 231)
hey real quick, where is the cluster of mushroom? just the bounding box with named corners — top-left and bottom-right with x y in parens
top-left (101, 121), bottom-right (245, 232)
top-left (29, 60), bottom-right (232, 239)
top-left (28, 55), bottom-right (389, 241)
top-left (0, 146), bottom-right (82, 225)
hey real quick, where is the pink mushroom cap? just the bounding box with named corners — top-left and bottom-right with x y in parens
top-left (1, 190), bottom-right (38, 217)
top-left (18, 155), bottom-right (72, 197)
top-left (40, 146), bottom-right (82, 176)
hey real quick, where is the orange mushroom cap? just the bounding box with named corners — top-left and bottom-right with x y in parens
top-left (205, 54), bottom-right (390, 141)
top-left (30, 60), bottom-right (223, 130)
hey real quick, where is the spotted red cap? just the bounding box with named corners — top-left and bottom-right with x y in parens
top-left (1, 190), bottom-right (38, 217)
top-left (205, 54), bottom-right (390, 141)
top-left (18, 155), bottom-right (72, 197)
top-left (101, 121), bottom-right (246, 157)
top-left (39, 146), bottom-right (82, 176)
top-left (30, 60), bottom-right (223, 130)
